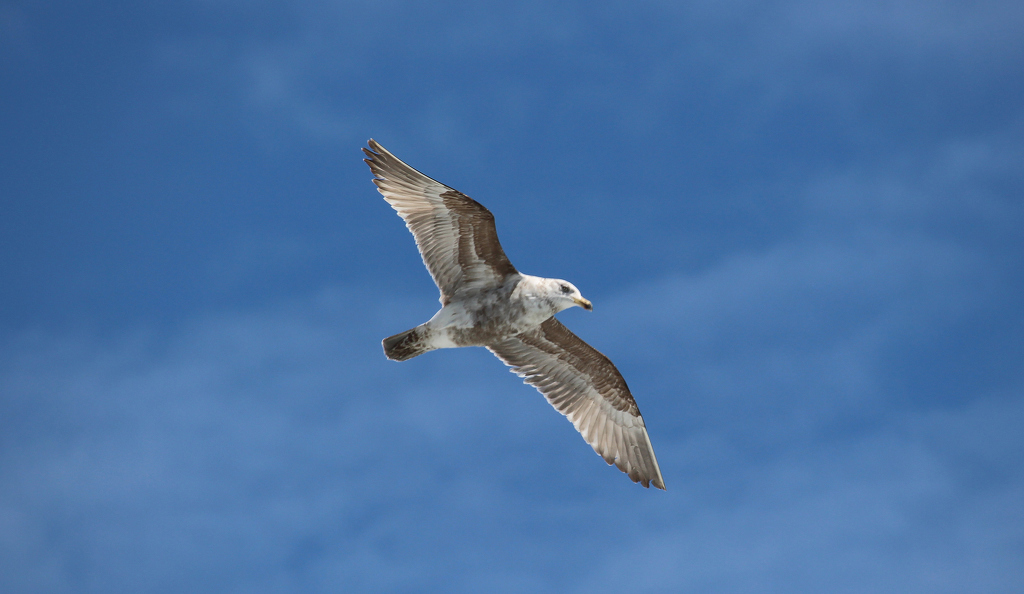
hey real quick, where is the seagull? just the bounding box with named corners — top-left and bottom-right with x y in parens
top-left (364, 140), bottom-right (665, 489)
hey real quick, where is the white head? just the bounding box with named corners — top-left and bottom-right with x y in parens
top-left (541, 278), bottom-right (593, 313)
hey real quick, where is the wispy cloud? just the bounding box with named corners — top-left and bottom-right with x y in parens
top-left (2, 193), bottom-right (1020, 590)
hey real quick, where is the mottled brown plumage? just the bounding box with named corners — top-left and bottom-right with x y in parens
top-left (489, 318), bottom-right (662, 488)
top-left (364, 143), bottom-right (516, 305)
top-left (365, 139), bottom-right (665, 490)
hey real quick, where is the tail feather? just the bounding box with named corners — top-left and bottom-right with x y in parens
top-left (382, 326), bottom-right (433, 361)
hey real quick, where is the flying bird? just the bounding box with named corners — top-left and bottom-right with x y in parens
top-left (364, 140), bottom-right (665, 489)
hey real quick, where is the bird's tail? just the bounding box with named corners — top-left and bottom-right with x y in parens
top-left (382, 325), bottom-right (434, 361)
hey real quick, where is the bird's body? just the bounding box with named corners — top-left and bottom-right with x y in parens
top-left (365, 140), bottom-right (665, 489)
top-left (385, 274), bottom-right (581, 357)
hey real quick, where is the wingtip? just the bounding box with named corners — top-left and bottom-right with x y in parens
top-left (636, 476), bottom-right (667, 491)
top-left (624, 464), bottom-right (666, 490)
top-left (640, 476), bottom-right (667, 490)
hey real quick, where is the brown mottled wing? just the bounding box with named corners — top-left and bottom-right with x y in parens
top-left (363, 139), bottom-right (518, 304)
top-left (488, 317), bottom-right (666, 489)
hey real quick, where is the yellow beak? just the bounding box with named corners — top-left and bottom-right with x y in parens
top-left (574, 297), bottom-right (593, 311)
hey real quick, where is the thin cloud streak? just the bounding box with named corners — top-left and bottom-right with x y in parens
top-left (2, 221), bottom-right (1020, 590)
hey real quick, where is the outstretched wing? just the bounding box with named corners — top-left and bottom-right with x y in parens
top-left (488, 317), bottom-right (665, 489)
top-left (363, 139), bottom-right (518, 304)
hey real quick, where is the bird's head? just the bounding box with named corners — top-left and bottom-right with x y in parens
top-left (545, 279), bottom-right (593, 313)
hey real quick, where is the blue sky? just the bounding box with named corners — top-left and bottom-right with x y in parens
top-left (2, 0), bottom-right (1022, 592)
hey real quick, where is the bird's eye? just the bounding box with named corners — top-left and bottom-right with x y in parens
top-left (560, 285), bottom-right (572, 294)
